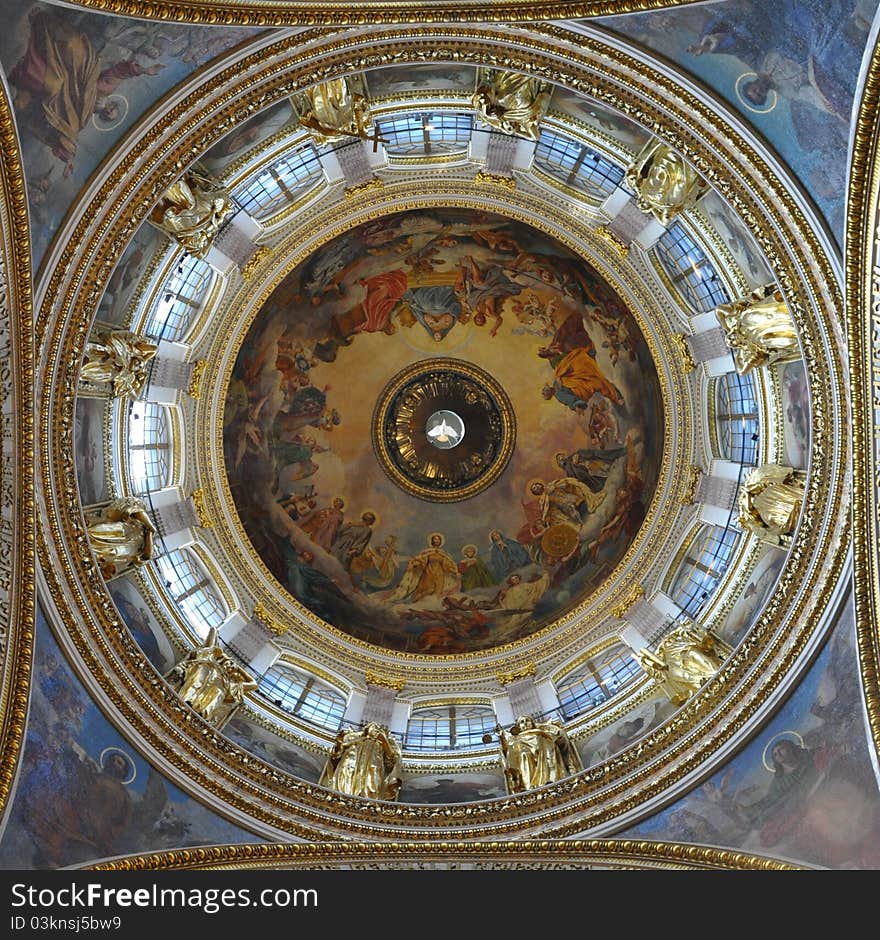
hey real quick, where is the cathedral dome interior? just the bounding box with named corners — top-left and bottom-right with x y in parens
top-left (1, 0), bottom-right (879, 873)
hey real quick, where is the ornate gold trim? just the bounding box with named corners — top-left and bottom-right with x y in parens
top-left (190, 488), bottom-right (212, 529)
top-left (47, 1), bottom-right (709, 28)
top-left (344, 177), bottom-right (384, 199)
top-left (846, 27), bottom-right (880, 763)
top-left (206, 184), bottom-right (680, 674)
top-left (241, 246), bottom-right (271, 281)
top-left (370, 357), bottom-right (517, 503)
top-left (474, 170), bottom-right (516, 190)
top-left (0, 71), bottom-right (35, 821)
top-left (679, 466), bottom-right (702, 506)
top-left (672, 334), bottom-right (696, 373)
top-left (83, 840), bottom-right (804, 871)
top-left (610, 583), bottom-right (645, 620)
top-left (254, 601), bottom-right (288, 637)
top-left (594, 225), bottom-right (629, 258)
top-left (496, 663), bottom-right (536, 686)
top-left (365, 671), bottom-right (406, 692)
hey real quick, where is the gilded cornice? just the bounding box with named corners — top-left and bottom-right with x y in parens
top-left (35, 24), bottom-right (848, 838)
top-left (845, 26), bottom-right (880, 762)
top-left (56, 1), bottom-right (705, 27)
top-left (83, 840), bottom-right (804, 871)
top-left (0, 76), bottom-right (35, 820)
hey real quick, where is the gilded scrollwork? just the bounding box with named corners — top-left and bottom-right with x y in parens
top-left (848, 24), bottom-right (880, 767)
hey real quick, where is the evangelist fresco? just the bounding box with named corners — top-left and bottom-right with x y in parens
top-left (200, 99), bottom-right (297, 176)
top-left (0, 1), bottom-right (262, 266)
top-left (697, 190), bottom-right (773, 288)
top-left (0, 606), bottom-right (261, 869)
top-left (364, 64), bottom-right (477, 99)
top-left (548, 88), bottom-right (651, 153)
top-left (779, 359), bottom-right (810, 470)
top-left (577, 696), bottom-right (676, 768)
top-left (714, 545), bottom-right (786, 648)
top-left (621, 597), bottom-right (880, 868)
top-left (222, 714), bottom-right (325, 783)
top-left (398, 771), bottom-right (507, 804)
top-left (600, 0), bottom-right (879, 242)
top-left (74, 397), bottom-right (108, 506)
top-left (107, 575), bottom-right (177, 675)
top-left (95, 223), bottom-right (166, 327)
top-left (224, 208), bottom-right (663, 654)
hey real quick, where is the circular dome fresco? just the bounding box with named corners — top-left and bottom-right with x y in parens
top-left (223, 207), bottom-right (663, 653)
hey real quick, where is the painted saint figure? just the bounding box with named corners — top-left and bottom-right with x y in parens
top-left (389, 533), bottom-right (460, 603)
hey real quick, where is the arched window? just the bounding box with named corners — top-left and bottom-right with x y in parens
top-left (668, 524), bottom-right (740, 618)
top-left (231, 143), bottom-right (323, 219)
top-left (715, 372), bottom-right (759, 465)
top-left (127, 402), bottom-right (171, 494)
top-left (556, 646), bottom-right (642, 720)
top-left (533, 129), bottom-right (624, 197)
top-left (375, 112), bottom-right (473, 157)
top-left (156, 548), bottom-right (227, 638)
top-left (143, 253), bottom-right (214, 342)
top-left (405, 703), bottom-right (496, 751)
top-left (258, 665), bottom-right (346, 731)
top-left (654, 221), bottom-right (729, 313)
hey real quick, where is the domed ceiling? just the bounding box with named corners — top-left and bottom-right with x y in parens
top-left (223, 207), bottom-right (662, 652)
top-left (5, 2), bottom-right (871, 873)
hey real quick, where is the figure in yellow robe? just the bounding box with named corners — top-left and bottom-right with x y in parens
top-left (542, 347), bottom-right (624, 410)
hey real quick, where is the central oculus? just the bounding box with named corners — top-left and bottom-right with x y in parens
top-left (372, 358), bottom-right (515, 502)
top-left (426, 410), bottom-right (465, 449)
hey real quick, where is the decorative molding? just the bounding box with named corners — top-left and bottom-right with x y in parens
top-left (594, 224), bottom-right (629, 258)
top-left (33, 24), bottom-right (847, 841)
top-left (496, 663), bottom-right (537, 686)
top-left (679, 466), bottom-right (702, 506)
top-left (365, 671), bottom-right (406, 692)
top-left (83, 840), bottom-right (804, 871)
top-left (0, 72), bottom-right (35, 823)
top-left (344, 177), bottom-right (384, 199)
top-left (611, 584), bottom-right (645, 620)
top-left (190, 488), bottom-right (212, 528)
top-left (845, 23), bottom-right (880, 763)
top-left (253, 602), bottom-right (290, 637)
top-left (671, 334), bottom-right (696, 373)
top-left (474, 169), bottom-right (517, 190)
top-left (241, 246), bottom-right (271, 281)
top-left (187, 360), bottom-right (206, 400)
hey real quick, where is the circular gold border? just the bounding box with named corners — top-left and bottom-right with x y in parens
top-left (0, 72), bottom-right (36, 822)
top-left (846, 30), bottom-right (880, 763)
top-left (83, 839), bottom-right (805, 871)
top-left (53, 0), bottom-right (704, 27)
top-left (35, 25), bottom-right (847, 838)
top-left (203, 185), bottom-right (681, 675)
top-left (370, 357), bottom-right (516, 503)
